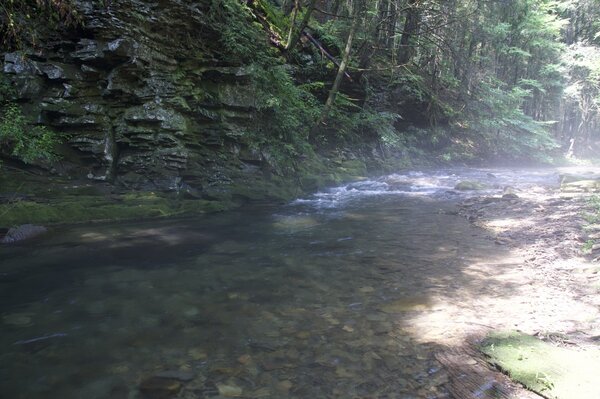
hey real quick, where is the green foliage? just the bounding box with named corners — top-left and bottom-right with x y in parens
top-left (585, 195), bottom-right (600, 224)
top-left (1, 0), bottom-right (81, 50)
top-left (310, 20), bottom-right (345, 54)
top-left (0, 103), bottom-right (58, 164)
top-left (0, 75), bottom-right (58, 165)
top-left (209, 0), bottom-right (288, 64)
top-left (456, 79), bottom-right (558, 161)
top-left (208, 0), bottom-right (323, 171)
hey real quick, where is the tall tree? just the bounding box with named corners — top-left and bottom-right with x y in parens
top-left (398, 0), bottom-right (420, 64)
top-left (319, 0), bottom-right (365, 125)
top-left (285, 0), bottom-right (318, 51)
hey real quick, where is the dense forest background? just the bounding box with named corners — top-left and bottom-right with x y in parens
top-left (1, 0), bottom-right (599, 184)
top-left (249, 0), bottom-right (600, 162)
top-left (270, 0), bottom-right (600, 162)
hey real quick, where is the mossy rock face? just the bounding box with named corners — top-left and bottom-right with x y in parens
top-left (560, 173), bottom-right (600, 184)
top-left (561, 180), bottom-right (600, 193)
top-left (560, 173), bottom-right (600, 193)
top-left (480, 331), bottom-right (600, 399)
top-left (454, 180), bottom-right (488, 191)
top-left (0, 193), bottom-right (232, 228)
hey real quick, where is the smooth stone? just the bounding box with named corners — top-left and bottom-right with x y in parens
top-left (379, 297), bottom-right (432, 313)
top-left (2, 312), bottom-right (34, 326)
top-left (154, 370), bottom-right (195, 381)
top-left (295, 331), bottom-right (310, 339)
top-left (1, 224), bottom-right (47, 244)
top-left (139, 377), bottom-right (182, 399)
top-left (455, 181), bottom-right (487, 191)
top-left (216, 382), bottom-right (243, 397)
top-left (188, 348), bottom-right (207, 360)
top-left (277, 380), bottom-right (293, 393)
top-left (260, 358), bottom-right (290, 371)
top-left (183, 307), bottom-right (199, 317)
top-left (252, 387), bottom-right (271, 397)
top-left (237, 354), bottom-right (252, 365)
top-left (335, 367), bottom-right (354, 378)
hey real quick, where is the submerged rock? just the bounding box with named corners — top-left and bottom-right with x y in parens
top-left (1, 224), bottom-right (47, 244)
top-left (139, 376), bottom-right (182, 399)
top-left (216, 382), bottom-right (243, 397)
top-left (2, 312), bottom-right (34, 326)
top-left (153, 370), bottom-right (195, 382)
top-left (454, 181), bottom-right (488, 191)
top-left (379, 297), bottom-right (432, 313)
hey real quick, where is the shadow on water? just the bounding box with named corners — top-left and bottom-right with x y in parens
top-left (0, 168), bottom-right (564, 398)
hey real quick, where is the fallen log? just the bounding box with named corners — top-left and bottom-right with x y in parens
top-left (303, 31), bottom-right (353, 82)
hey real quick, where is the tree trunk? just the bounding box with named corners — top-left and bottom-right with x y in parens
top-left (398, 0), bottom-right (420, 64)
top-left (330, 0), bottom-right (342, 18)
top-left (386, 0), bottom-right (397, 49)
top-left (286, 0), bottom-right (318, 51)
top-left (285, 0), bottom-right (299, 48)
top-left (318, 0), bottom-right (363, 125)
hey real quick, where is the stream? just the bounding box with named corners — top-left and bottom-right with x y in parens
top-left (0, 167), bottom-right (568, 398)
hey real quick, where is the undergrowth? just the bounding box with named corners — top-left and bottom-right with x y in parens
top-left (0, 75), bottom-right (58, 166)
top-left (582, 195), bottom-right (600, 254)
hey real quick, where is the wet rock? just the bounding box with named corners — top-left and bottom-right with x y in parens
top-left (2, 312), bottom-right (34, 326)
top-left (78, 376), bottom-right (131, 399)
top-left (216, 382), bottom-right (243, 397)
top-left (562, 179), bottom-right (600, 193)
top-left (295, 331), bottom-right (310, 339)
top-left (455, 181), bottom-right (487, 191)
top-left (3, 52), bottom-right (41, 74)
top-left (260, 357), bottom-right (294, 371)
top-left (182, 307), bottom-right (199, 318)
top-left (153, 370), bottom-right (195, 381)
top-left (252, 387), bottom-right (271, 397)
top-left (560, 172), bottom-right (600, 184)
top-left (379, 297), bottom-right (432, 313)
top-left (359, 286), bottom-right (375, 293)
top-left (276, 380), bottom-right (293, 394)
top-left (1, 224), bottom-right (47, 243)
top-left (237, 354), bottom-right (252, 365)
top-left (139, 377), bottom-right (182, 399)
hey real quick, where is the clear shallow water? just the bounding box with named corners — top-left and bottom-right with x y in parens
top-left (0, 168), bottom-right (564, 398)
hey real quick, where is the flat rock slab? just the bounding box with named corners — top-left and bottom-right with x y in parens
top-left (480, 331), bottom-right (600, 399)
top-left (560, 173), bottom-right (600, 193)
top-left (1, 224), bottom-right (47, 243)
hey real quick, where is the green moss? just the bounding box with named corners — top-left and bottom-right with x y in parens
top-left (561, 180), bottom-right (600, 193)
top-left (480, 331), bottom-right (600, 398)
top-left (337, 159), bottom-right (368, 180)
top-left (0, 194), bottom-right (232, 228)
top-left (455, 180), bottom-right (488, 191)
top-left (228, 177), bottom-right (300, 203)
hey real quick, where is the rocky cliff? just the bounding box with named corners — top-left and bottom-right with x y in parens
top-left (0, 0), bottom-right (409, 227)
top-left (5, 1), bottom-right (303, 196)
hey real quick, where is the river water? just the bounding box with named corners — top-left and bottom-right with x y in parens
top-left (0, 168), bottom-right (571, 398)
